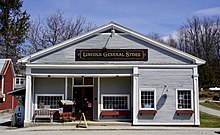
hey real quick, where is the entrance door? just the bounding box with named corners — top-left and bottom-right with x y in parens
top-left (73, 87), bottom-right (93, 120)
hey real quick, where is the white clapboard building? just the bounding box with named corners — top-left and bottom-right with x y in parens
top-left (18, 22), bottom-right (205, 126)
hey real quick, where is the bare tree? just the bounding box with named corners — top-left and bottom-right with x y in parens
top-left (146, 32), bottom-right (165, 43)
top-left (26, 10), bottom-right (96, 54)
top-left (165, 35), bottom-right (178, 48)
top-left (176, 16), bottom-right (220, 64)
top-left (176, 16), bottom-right (220, 86)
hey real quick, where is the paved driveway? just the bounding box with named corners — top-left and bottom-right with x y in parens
top-left (0, 110), bottom-right (13, 129)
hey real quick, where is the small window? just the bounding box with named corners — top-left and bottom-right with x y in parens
top-left (177, 90), bottom-right (192, 110)
top-left (73, 77), bottom-right (93, 86)
top-left (101, 94), bottom-right (130, 110)
top-left (36, 94), bottom-right (63, 109)
top-left (139, 88), bottom-right (156, 110)
top-left (15, 77), bottom-right (25, 85)
top-left (74, 77), bottom-right (83, 85)
top-left (16, 78), bottom-right (20, 84)
top-left (84, 77), bottom-right (93, 85)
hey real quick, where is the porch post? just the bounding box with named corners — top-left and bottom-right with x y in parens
top-left (132, 67), bottom-right (138, 125)
top-left (65, 77), bottom-right (68, 100)
top-left (97, 77), bottom-right (101, 120)
top-left (193, 66), bottom-right (200, 125)
top-left (24, 66), bottom-right (32, 125)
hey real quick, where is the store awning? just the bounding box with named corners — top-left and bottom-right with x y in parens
top-left (59, 100), bottom-right (75, 105)
top-left (0, 91), bottom-right (4, 98)
top-left (7, 88), bottom-right (25, 96)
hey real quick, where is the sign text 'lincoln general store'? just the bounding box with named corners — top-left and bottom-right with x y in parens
top-left (75, 49), bottom-right (148, 61)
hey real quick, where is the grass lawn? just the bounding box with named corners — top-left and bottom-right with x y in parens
top-left (200, 111), bottom-right (220, 128)
top-left (200, 102), bottom-right (220, 111)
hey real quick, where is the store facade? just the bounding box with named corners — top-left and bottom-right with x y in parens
top-left (19, 22), bottom-right (205, 126)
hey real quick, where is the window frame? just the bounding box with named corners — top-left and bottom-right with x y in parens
top-left (176, 89), bottom-right (193, 110)
top-left (101, 94), bottom-right (130, 111)
top-left (15, 77), bottom-right (25, 85)
top-left (35, 94), bottom-right (64, 110)
top-left (73, 77), bottom-right (94, 87)
top-left (139, 88), bottom-right (156, 110)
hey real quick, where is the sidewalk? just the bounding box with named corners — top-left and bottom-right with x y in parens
top-left (9, 124), bottom-right (220, 132)
top-left (200, 105), bottom-right (220, 117)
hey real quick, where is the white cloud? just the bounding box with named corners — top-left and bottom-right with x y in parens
top-left (161, 31), bottom-right (178, 41)
top-left (193, 7), bottom-right (220, 16)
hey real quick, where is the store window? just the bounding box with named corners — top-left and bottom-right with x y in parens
top-left (139, 88), bottom-right (156, 110)
top-left (35, 94), bottom-right (64, 109)
top-left (101, 94), bottom-right (130, 110)
top-left (176, 90), bottom-right (192, 110)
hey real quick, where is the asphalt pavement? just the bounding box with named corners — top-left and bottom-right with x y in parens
top-left (200, 105), bottom-right (220, 117)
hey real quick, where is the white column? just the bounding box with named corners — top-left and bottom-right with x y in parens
top-left (193, 66), bottom-right (200, 125)
top-left (24, 66), bottom-right (32, 124)
top-left (65, 77), bottom-right (68, 100)
top-left (132, 67), bottom-right (138, 125)
top-left (97, 77), bottom-right (100, 121)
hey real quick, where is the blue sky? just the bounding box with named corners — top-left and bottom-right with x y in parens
top-left (22, 0), bottom-right (220, 37)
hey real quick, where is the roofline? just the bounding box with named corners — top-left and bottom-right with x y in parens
top-left (1, 59), bottom-right (15, 76)
top-left (18, 22), bottom-right (206, 65)
top-left (18, 22), bottom-right (114, 63)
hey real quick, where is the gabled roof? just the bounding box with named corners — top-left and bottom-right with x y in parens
top-left (18, 22), bottom-right (205, 65)
top-left (0, 59), bottom-right (15, 76)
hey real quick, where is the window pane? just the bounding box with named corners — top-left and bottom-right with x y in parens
top-left (16, 78), bottom-right (19, 84)
top-left (74, 77), bottom-right (83, 85)
top-left (141, 91), bottom-right (154, 109)
top-left (103, 95), bottom-right (128, 110)
top-left (178, 90), bottom-right (191, 109)
top-left (84, 77), bottom-right (93, 85)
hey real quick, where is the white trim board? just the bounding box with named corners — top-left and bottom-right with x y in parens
top-left (26, 64), bottom-right (198, 69)
top-left (132, 122), bottom-right (197, 126)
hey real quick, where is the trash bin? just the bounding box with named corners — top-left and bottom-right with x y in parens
top-left (59, 100), bottom-right (75, 122)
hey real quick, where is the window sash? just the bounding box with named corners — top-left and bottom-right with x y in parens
top-left (35, 94), bottom-right (64, 110)
top-left (139, 88), bottom-right (156, 110)
top-left (101, 94), bottom-right (130, 110)
top-left (176, 89), bottom-right (192, 110)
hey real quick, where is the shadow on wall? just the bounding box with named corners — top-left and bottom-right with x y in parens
top-left (173, 113), bottom-right (192, 120)
top-left (156, 94), bottom-right (167, 110)
top-left (138, 114), bottom-right (155, 119)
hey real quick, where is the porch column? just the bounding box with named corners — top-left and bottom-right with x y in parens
top-left (97, 77), bottom-right (101, 120)
top-left (65, 77), bottom-right (68, 100)
top-left (193, 66), bottom-right (200, 125)
top-left (132, 67), bottom-right (138, 125)
top-left (24, 67), bottom-right (32, 125)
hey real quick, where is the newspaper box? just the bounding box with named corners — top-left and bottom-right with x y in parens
top-left (59, 100), bottom-right (75, 122)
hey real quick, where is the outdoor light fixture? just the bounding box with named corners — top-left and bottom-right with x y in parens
top-left (111, 27), bottom-right (115, 37)
top-left (102, 27), bottom-right (115, 50)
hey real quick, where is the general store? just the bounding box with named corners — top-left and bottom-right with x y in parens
top-left (18, 22), bottom-right (205, 126)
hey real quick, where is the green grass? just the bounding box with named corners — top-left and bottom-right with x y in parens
top-left (200, 102), bottom-right (220, 111)
top-left (200, 111), bottom-right (220, 128)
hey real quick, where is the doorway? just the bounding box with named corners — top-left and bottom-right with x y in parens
top-left (73, 87), bottom-right (93, 120)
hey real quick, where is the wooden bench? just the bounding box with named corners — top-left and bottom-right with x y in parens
top-left (33, 109), bottom-right (53, 123)
top-left (101, 111), bottom-right (130, 118)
